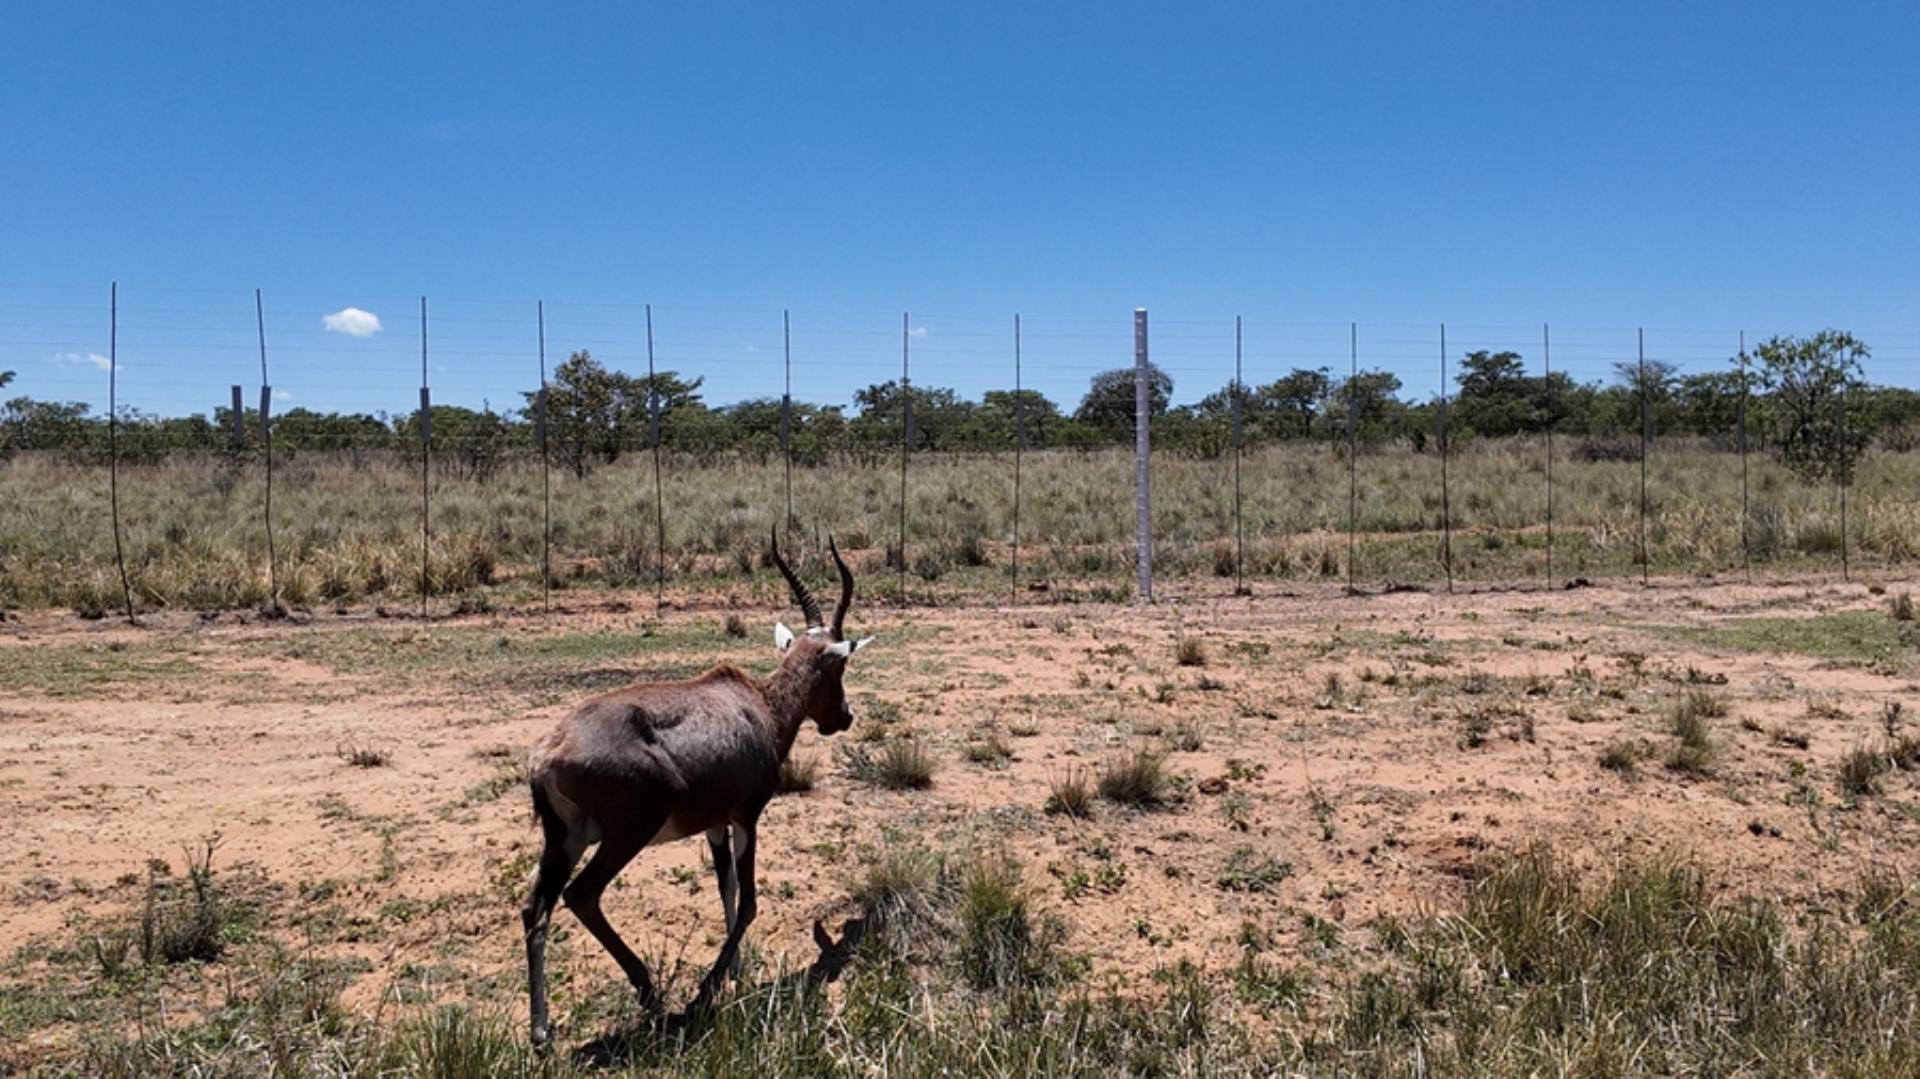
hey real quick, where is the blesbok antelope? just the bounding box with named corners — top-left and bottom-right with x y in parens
top-left (521, 530), bottom-right (873, 1045)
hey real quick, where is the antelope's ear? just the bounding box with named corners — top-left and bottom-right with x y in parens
top-left (774, 622), bottom-right (795, 652)
top-left (852, 635), bottom-right (876, 654)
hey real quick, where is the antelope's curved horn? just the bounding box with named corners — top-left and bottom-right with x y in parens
top-left (829, 534), bottom-right (854, 642)
top-left (770, 526), bottom-right (823, 628)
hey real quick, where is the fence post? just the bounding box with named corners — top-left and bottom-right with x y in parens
top-left (254, 289), bottom-right (279, 613)
top-left (1347, 322), bottom-right (1358, 593)
top-left (1638, 327), bottom-right (1649, 586)
top-left (1438, 322), bottom-right (1453, 593)
top-left (1543, 322), bottom-right (1554, 590)
top-left (899, 311), bottom-right (911, 595)
top-left (1738, 332), bottom-right (1751, 583)
top-left (537, 300), bottom-right (551, 614)
top-left (1838, 356), bottom-right (1850, 581)
top-left (419, 296), bottom-right (431, 618)
top-left (782, 309), bottom-right (793, 534)
top-left (646, 303), bottom-right (666, 615)
top-left (1133, 307), bottom-right (1152, 603)
top-left (1232, 315), bottom-right (1245, 596)
top-left (107, 281), bottom-right (135, 623)
top-left (1012, 312), bottom-right (1023, 601)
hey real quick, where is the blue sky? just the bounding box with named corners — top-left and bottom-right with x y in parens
top-left (3, 1), bottom-right (1916, 418)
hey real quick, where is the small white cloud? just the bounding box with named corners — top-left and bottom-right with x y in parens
top-left (52, 351), bottom-right (113, 371)
top-left (744, 345), bottom-right (760, 353)
top-left (323, 307), bottom-right (382, 337)
top-left (909, 326), bottom-right (929, 338)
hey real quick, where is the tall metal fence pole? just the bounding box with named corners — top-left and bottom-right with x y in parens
top-left (1543, 322), bottom-right (1554, 590)
top-left (419, 296), bottom-right (431, 618)
top-left (1012, 312), bottom-right (1023, 601)
top-left (898, 311), bottom-right (911, 595)
top-left (107, 281), bottom-right (134, 623)
top-left (1738, 331), bottom-right (1751, 583)
top-left (782, 309), bottom-right (793, 534)
top-left (537, 300), bottom-right (551, 614)
top-left (1133, 307), bottom-right (1152, 603)
top-left (1438, 322), bottom-right (1453, 593)
top-left (646, 303), bottom-right (666, 615)
top-left (254, 289), bottom-right (278, 612)
top-left (1347, 322), bottom-right (1357, 593)
top-left (1839, 361), bottom-right (1850, 581)
top-left (1637, 327), bottom-right (1649, 586)
top-left (1232, 315), bottom-right (1245, 596)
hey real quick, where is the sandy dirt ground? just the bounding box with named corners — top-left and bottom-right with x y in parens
top-left (3, 572), bottom-right (1918, 1057)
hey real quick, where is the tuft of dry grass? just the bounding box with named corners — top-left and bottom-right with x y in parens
top-left (1599, 740), bottom-right (1642, 775)
top-left (777, 752), bottom-right (819, 793)
top-left (1838, 746), bottom-right (1890, 797)
top-left (337, 743), bottom-right (390, 768)
top-left (963, 732), bottom-right (1013, 766)
top-left (1044, 767), bottom-right (1096, 819)
top-left (1175, 636), bottom-right (1207, 668)
top-left (1098, 748), bottom-right (1172, 808)
top-left (842, 735), bottom-right (937, 791)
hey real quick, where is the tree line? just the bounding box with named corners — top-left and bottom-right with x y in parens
top-left (2, 331), bottom-right (1909, 484)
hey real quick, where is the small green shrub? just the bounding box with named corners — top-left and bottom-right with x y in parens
top-left (1217, 847), bottom-right (1292, 893)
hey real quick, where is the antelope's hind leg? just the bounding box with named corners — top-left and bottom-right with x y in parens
top-left (524, 798), bottom-right (588, 1045)
top-left (563, 814), bottom-right (668, 1014)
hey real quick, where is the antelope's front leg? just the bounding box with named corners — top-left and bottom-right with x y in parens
top-left (692, 820), bottom-right (757, 1010)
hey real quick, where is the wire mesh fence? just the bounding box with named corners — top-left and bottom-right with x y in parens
top-left (2, 282), bottom-right (1917, 618)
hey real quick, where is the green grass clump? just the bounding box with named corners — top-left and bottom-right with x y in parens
top-left (956, 852), bottom-right (1062, 991)
top-left (1217, 847), bottom-right (1292, 894)
top-left (1664, 690), bottom-right (1719, 775)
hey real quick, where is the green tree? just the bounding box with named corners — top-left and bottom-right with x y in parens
top-left (1327, 370), bottom-right (1406, 444)
top-left (1076, 364), bottom-right (1171, 442)
top-left (1, 396), bottom-right (94, 459)
top-left (1453, 351), bottom-right (1536, 438)
top-left (1673, 371), bottom-right (1746, 439)
top-left (850, 381), bottom-right (972, 452)
top-left (1753, 330), bottom-right (1871, 483)
top-left (1258, 367), bottom-right (1332, 440)
top-left (394, 403), bottom-right (512, 480)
